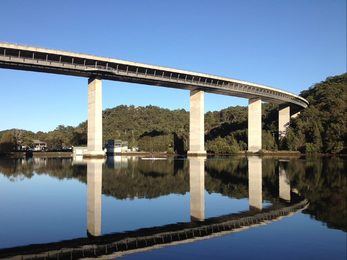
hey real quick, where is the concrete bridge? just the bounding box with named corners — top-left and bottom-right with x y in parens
top-left (0, 42), bottom-right (309, 156)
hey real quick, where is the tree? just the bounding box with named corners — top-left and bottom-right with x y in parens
top-left (0, 132), bottom-right (15, 153)
top-left (287, 73), bottom-right (346, 153)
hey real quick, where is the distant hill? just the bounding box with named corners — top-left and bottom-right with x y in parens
top-left (0, 73), bottom-right (346, 154)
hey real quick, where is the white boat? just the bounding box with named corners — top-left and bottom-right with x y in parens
top-left (141, 157), bottom-right (167, 160)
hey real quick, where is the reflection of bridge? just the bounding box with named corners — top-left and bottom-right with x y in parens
top-left (0, 43), bottom-right (308, 156)
top-left (0, 157), bottom-right (308, 259)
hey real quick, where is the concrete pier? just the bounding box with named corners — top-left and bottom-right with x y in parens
top-left (248, 156), bottom-right (262, 210)
top-left (189, 157), bottom-right (205, 221)
top-left (279, 105), bottom-right (290, 139)
top-left (188, 90), bottom-right (206, 156)
top-left (248, 98), bottom-right (262, 152)
top-left (87, 159), bottom-right (103, 236)
top-left (279, 161), bottom-right (291, 201)
top-left (85, 77), bottom-right (105, 158)
top-left (291, 111), bottom-right (301, 119)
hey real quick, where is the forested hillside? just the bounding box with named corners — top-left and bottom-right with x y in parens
top-left (283, 73), bottom-right (346, 153)
top-left (0, 73), bottom-right (346, 154)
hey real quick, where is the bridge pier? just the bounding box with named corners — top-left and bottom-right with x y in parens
top-left (279, 161), bottom-right (291, 201)
top-left (188, 90), bottom-right (206, 156)
top-left (278, 105), bottom-right (290, 140)
top-left (87, 159), bottom-right (103, 236)
top-left (248, 98), bottom-right (262, 152)
top-left (189, 157), bottom-right (205, 221)
top-left (248, 156), bottom-right (262, 210)
top-left (84, 77), bottom-right (105, 158)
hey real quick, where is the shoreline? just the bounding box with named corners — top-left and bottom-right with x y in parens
top-left (0, 150), bottom-right (345, 159)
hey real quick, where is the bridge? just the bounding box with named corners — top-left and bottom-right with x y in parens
top-left (0, 42), bottom-right (309, 156)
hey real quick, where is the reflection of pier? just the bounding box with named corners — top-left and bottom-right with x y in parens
top-left (189, 157), bottom-right (205, 221)
top-left (0, 157), bottom-right (306, 259)
top-left (279, 160), bottom-right (291, 201)
top-left (248, 156), bottom-right (262, 210)
top-left (247, 157), bottom-right (292, 209)
top-left (87, 159), bottom-right (103, 236)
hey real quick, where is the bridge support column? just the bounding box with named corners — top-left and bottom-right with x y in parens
top-left (188, 90), bottom-right (206, 156)
top-left (279, 161), bottom-right (291, 201)
top-left (85, 77), bottom-right (105, 158)
top-left (291, 111), bottom-right (300, 119)
top-left (248, 98), bottom-right (262, 152)
top-left (189, 157), bottom-right (205, 221)
top-left (248, 156), bottom-right (262, 210)
top-left (87, 159), bottom-right (103, 236)
top-left (278, 105), bottom-right (290, 140)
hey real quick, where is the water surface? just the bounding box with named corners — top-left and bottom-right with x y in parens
top-left (0, 156), bottom-right (345, 259)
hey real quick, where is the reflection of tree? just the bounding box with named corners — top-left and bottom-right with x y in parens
top-left (101, 159), bottom-right (190, 199)
top-left (205, 158), bottom-right (280, 200)
top-left (0, 158), bottom-right (80, 181)
top-left (0, 158), bottom-right (35, 180)
top-left (287, 157), bottom-right (347, 231)
top-left (1, 157), bottom-right (346, 232)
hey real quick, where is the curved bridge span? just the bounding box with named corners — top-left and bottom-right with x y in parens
top-left (0, 197), bottom-right (309, 259)
top-left (0, 43), bottom-right (307, 108)
top-left (0, 42), bottom-right (308, 155)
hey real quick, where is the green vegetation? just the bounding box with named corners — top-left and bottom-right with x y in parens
top-left (0, 73), bottom-right (345, 154)
top-left (282, 73), bottom-right (347, 153)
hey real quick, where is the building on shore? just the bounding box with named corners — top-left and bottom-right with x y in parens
top-left (105, 140), bottom-right (128, 154)
top-left (32, 140), bottom-right (47, 151)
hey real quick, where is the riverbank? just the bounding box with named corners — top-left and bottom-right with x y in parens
top-left (246, 150), bottom-right (301, 157)
top-left (2, 151), bottom-right (73, 158)
top-left (1, 150), bottom-right (345, 159)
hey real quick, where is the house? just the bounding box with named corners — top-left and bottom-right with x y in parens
top-left (72, 146), bottom-right (88, 161)
top-left (32, 140), bottom-right (47, 151)
top-left (105, 139), bottom-right (128, 154)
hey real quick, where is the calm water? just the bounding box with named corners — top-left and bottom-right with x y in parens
top-left (0, 156), bottom-right (346, 259)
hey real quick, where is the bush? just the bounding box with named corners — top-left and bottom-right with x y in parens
top-left (305, 143), bottom-right (319, 153)
top-left (206, 136), bottom-right (240, 154)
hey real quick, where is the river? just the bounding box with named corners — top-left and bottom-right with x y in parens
top-left (0, 156), bottom-right (345, 259)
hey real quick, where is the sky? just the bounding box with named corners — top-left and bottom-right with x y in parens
top-left (0, 0), bottom-right (346, 132)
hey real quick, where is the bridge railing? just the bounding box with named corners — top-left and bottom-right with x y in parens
top-left (0, 47), bottom-right (307, 108)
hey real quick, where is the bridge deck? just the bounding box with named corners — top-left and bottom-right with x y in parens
top-left (0, 42), bottom-right (308, 109)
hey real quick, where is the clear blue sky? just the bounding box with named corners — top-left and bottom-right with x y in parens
top-left (0, 0), bottom-right (345, 132)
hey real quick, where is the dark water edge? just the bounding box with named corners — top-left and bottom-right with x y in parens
top-left (3, 150), bottom-right (346, 159)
